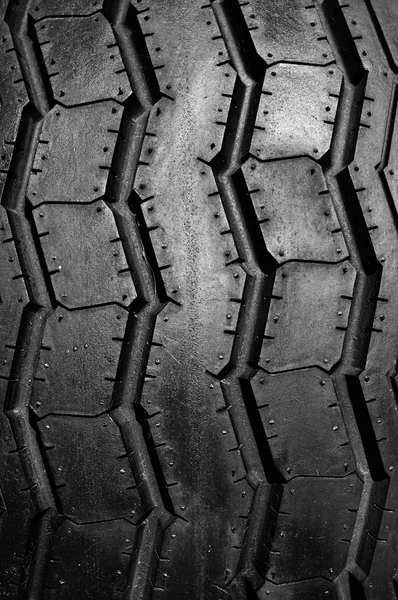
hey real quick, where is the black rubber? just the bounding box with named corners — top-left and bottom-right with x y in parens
top-left (0, 0), bottom-right (398, 599)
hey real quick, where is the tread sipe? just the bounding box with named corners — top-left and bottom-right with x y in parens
top-left (0, 0), bottom-right (398, 599)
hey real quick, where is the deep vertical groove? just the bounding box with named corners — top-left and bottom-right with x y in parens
top-left (362, 0), bottom-right (398, 74)
top-left (127, 513), bottom-right (164, 600)
top-left (2, 2), bottom-right (57, 597)
top-left (23, 507), bottom-right (58, 600)
top-left (5, 1), bottom-right (53, 116)
top-left (210, 0), bottom-right (279, 593)
top-left (102, 2), bottom-right (174, 598)
top-left (316, 0), bottom-right (389, 595)
top-left (378, 83), bottom-right (398, 172)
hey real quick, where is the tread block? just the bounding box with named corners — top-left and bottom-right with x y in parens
top-left (341, 2), bottom-right (392, 174)
top-left (38, 414), bottom-right (144, 523)
top-left (360, 367), bottom-right (398, 469)
top-left (36, 13), bottom-right (130, 105)
top-left (242, 157), bottom-right (347, 262)
top-left (33, 200), bottom-right (136, 309)
top-left (31, 305), bottom-right (128, 417)
top-left (252, 369), bottom-right (355, 478)
top-left (259, 578), bottom-right (337, 600)
top-left (34, 1), bottom-right (104, 18)
top-left (381, 87), bottom-right (398, 217)
top-left (260, 261), bottom-right (355, 372)
top-left (266, 476), bottom-right (362, 583)
top-left (44, 520), bottom-right (134, 599)
top-left (28, 103), bottom-right (122, 205)
top-left (243, 0), bottom-right (332, 65)
top-left (252, 64), bottom-right (341, 160)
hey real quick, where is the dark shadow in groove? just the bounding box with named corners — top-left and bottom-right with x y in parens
top-left (4, 303), bottom-right (43, 412)
top-left (244, 577), bottom-right (259, 600)
top-left (28, 408), bottom-right (63, 515)
top-left (102, 0), bottom-right (160, 106)
top-left (349, 571), bottom-right (367, 600)
top-left (26, 14), bottom-right (55, 107)
top-left (346, 375), bottom-right (387, 482)
top-left (393, 575), bottom-right (398, 598)
top-left (334, 169), bottom-right (379, 274)
top-left (25, 199), bottom-right (57, 308)
top-left (134, 403), bottom-right (175, 516)
top-left (240, 380), bottom-right (284, 485)
top-left (128, 192), bottom-right (168, 304)
top-left (230, 169), bottom-right (279, 274)
top-left (318, 0), bottom-right (365, 85)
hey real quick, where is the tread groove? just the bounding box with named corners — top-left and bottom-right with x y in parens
top-left (103, 2), bottom-right (175, 598)
top-left (2, 2), bottom-right (58, 596)
top-left (210, 0), bottom-right (280, 593)
top-left (362, 0), bottom-right (398, 74)
top-left (316, 0), bottom-right (390, 595)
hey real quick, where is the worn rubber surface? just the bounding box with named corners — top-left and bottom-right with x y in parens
top-left (0, 0), bottom-right (398, 598)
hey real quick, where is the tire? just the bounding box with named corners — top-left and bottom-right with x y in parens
top-left (0, 0), bottom-right (397, 598)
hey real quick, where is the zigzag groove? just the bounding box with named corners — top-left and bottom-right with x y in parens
top-left (210, 0), bottom-right (279, 595)
top-left (2, 1), bottom-right (58, 597)
top-left (378, 83), bottom-right (398, 231)
top-left (315, 0), bottom-right (389, 596)
top-left (103, 2), bottom-right (175, 598)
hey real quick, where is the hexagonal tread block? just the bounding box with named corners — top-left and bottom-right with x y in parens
top-left (34, 200), bottom-right (136, 309)
top-left (260, 261), bottom-right (355, 372)
top-left (252, 368), bottom-right (355, 478)
top-left (32, 305), bottom-right (128, 417)
top-left (252, 64), bottom-right (341, 160)
top-left (28, 103), bottom-right (122, 205)
top-left (266, 476), bottom-right (362, 583)
top-left (38, 414), bottom-right (144, 523)
top-left (242, 157), bottom-right (347, 263)
top-left (35, 13), bottom-right (130, 105)
top-left (45, 519), bottom-right (135, 598)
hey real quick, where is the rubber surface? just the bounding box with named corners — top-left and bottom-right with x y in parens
top-left (0, 0), bottom-right (398, 599)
